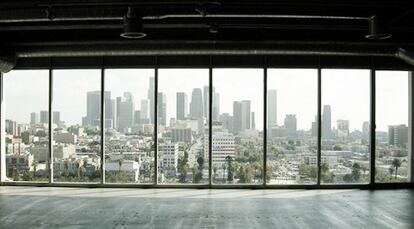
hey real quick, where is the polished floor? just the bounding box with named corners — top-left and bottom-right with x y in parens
top-left (0, 187), bottom-right (412, 229)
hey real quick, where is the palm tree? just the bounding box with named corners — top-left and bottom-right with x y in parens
top-left (392, 158), bottom-right (402, 179)
top-left (118, 158), bottom-right (124, 173)
top-left (31, 160), bottom-right (39, 177)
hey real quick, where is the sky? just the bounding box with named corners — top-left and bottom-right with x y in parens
top-left (2, 68), bottom-right (410, 132)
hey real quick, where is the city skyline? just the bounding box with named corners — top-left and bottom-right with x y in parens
top-left (3, 69), bottom-right (409, 131)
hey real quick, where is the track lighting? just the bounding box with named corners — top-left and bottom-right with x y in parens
top-left (365, 16), bottom-right (392, 40)
top-left (120, 7), bottom-right (146, 39)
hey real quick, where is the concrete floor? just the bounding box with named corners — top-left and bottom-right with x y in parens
top-left (0, 187), bottom-right (412, 229)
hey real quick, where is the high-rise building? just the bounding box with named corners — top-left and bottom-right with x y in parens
top-left (30, 112), bottom-right (38, 125)
top-left (284, 114), bottom-right (297, 135)
top-left (158, 140), bottom-right (179, 171)
top-left (211, 132), bottom-right (235, 165)
top-left (158, 92), bottom-right (167, 126)
top-left (148, 77), bottom-right (155, 124)
top-left (176, 92), bottom-right (188, 120)
top-left (171, 127), bottom-right (192, 143)
top-left (322, 105), bottom-right (332, 138)
top-left (140, 99), bottom-right (149, 120)
top-left (53, 111), bottom-right (61, 125)
top-left (190, 88), bottom-right (203, 119)
top-left (337, 119), bottom-right (350, 137)
top-left (267, 90), bottom-right (277, 137)
top-left (362, 121), bottom-right (370, 139)
top-left (104, 91), bottom-right (113, 125)
top-left (85, 91), bottom-right (100, 126)
top-left (212, 92), bottom-right (220, 121)
top-left (336, 119), bottom-right (349, 138)
top-left (5, 119), bottom-right (17, 135)
top-left (389, 124), bottom-right (408, 146)
top-left (219, 113), bottom-right (234, 133)
top-left (233, 100), bottom-right (251, 134)
top-left (118, 92), bottom-right (134, 132)
top-left (40, 110), bottom-right (49, 124)
top-left (311, 115), bottom-right (318, 137)
top-left (203, 86), bottom-right (209, 120)
top-left (83, 91), bottom-right (112, 127)
top-left (251, 112), bottom-right (256, 130)
top-left (134, 110), bottom-right (141, 125)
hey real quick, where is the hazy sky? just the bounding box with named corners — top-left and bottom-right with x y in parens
top-left (3, 69), bottom-right (409, 132)
top-left (268, 68), bottom-right (317, 130)
top-left (158, 69), bottom-right (208, 127)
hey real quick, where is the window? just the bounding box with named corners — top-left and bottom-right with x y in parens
top-left (212, 69), bottom-right (263, 184)
top-left (267, 69), bottom-right (318, 184)
top-left (376, 71), bottom-right (411, 183)
top-left (321, 69), bottom-right (370, 184)
top-left (157, 69), bottom-right (209, 184)
top-left (52, 70), bottom-right (101, 183)
top-left (104, 69), bottom-right (155, 184)
top-left (3, 70), bottom-right (49, 182)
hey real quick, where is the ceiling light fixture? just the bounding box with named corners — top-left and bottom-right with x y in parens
top-left (120, 7), bottom-right (147, 39)
top-left (209, 24), bottom-right (218, 33)
top-left (365, 16), bottom-right (392, 40)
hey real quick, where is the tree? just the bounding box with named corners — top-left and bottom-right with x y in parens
top-left (391, 158), bottom-right (402, 179)
top-left (197, 157), bottom-right (204, 169)
top-left (118, 158), bottom-right (124, 173)
top-left (351, 163), bottom-right (361, 182)
top-left (32, 160), bottom-right (39, 177)
top-left (238, 166), bottom-right (253, 183)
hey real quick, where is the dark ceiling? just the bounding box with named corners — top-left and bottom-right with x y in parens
top-left (0, 0), bottom-right (414, 69)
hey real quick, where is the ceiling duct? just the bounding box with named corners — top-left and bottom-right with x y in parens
top-left (395, 48), bottom-right (414, 65)
top-left (0, 50), bottom-right (16, 73)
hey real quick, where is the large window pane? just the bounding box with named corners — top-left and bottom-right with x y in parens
top-left (52, 70), bottom-right (101, 183)
top-left (321, 69), bottom-right (370, 184)
top-left (104, 69), bottom-right (155, 184)
top-left (376, 71), bottom-right (410, 183)
top-left (212, 69), bottom-right (263, 184)
top-left (157, 69), bottom-right (209, 184)
top-left (267, 69), bottom-right (318, 184)
top-left (3, 70), bottom-right (49, 182)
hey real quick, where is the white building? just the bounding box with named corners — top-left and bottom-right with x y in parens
top-left (105, 160), bottom-right (140, 182)
top-left (158, 140), bottom-right (179, 171)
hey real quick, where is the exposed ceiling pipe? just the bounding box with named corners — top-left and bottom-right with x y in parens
top-left (395, 48), bottom-right (414, 66)
top-left (14, 43), bottom-right (396, 58)
top-left (0, 12), bottom-right (370, 23)
top-left (0, 50), bottom-right (17, 73)
top-left (143, 14), bottom-right (369, 20)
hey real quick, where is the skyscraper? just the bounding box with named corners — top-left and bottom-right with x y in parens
top-left (203, 86), bottom-right (209, 120)
top-left (284, 114), bottom-right (297, 135)
top-left (190, 88), bottom-right (203, 119)
top-left (84, 91), bottom-right (100, 126)
top-left (233, 100), bottom-right (251, 134)
top-left (176, 92), bottom-right (188, 120)
top-left (362, 121), bottom-right (370, 139)
top-left (40, 110), bottom-right (49, 124)
top-left (53, 111), bottom-right (61, 125)
top-left (267, 90), bottom-right (277, 137)
top-left (322, 105), bottom-right (332, 138)
top-left (83, 91), bottom-right (112, 126)
top-left (251, 112), bottom-right (256, 130)
top-left (140, 99), bottom-right (149, 120)
top-left (148, 77), bottom-right (155, 124)
top-left (337, 119), bottom-right (350, 137)
top-left (212, 92), bottom-right (220, 121)
top-left (30, 112), bottom-right (38, 125)
top-left (118, 92), bottom-right (135, 132)
top-left (104, 91), bottom-right (113, 125)
top-left (389, 124), bottom-right (408, 146)
top-left (158, 92), bottom-right (167, 126)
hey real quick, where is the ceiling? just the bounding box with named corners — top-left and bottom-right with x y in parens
top-left (0, 0), bottom-right (414, 70)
